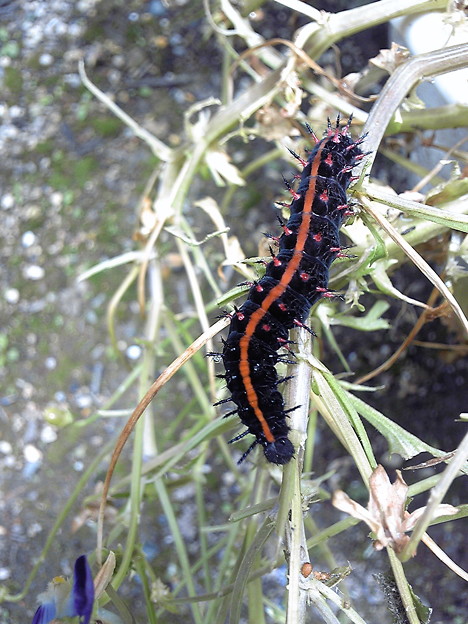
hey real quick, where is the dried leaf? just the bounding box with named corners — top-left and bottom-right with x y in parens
top-left (333, 465), bottom-right (459, 553)
top-left (370, 43), bottom-right (410, 73)
top-left (94, 551), bottom-right (116, 599)
top-left (205, 150), bottom-right (245, 186)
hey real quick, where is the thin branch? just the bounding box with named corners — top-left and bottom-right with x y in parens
top-left (421, 533), bottom-right (468, 582)
top-left (79, 60), bottom-right (172, 161)
top-left (273, 0), bottom-right (322, 21)
top-left (361, 44), bottom-right (468, 164)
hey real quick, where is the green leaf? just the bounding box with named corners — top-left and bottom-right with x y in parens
top-left (426, 176), bottom-right (468, 208)
top-left (216, 283), bottom-right (250, 306)
top-left (348, 393), bottom-right (468, 475)
top-left (371, 264), bottom-right (431, 308)
top-left (358, 214), bottom-right (387, 267)
top-left (331, 301), bottom-right (390, 331)
top-left (408, 583), bottom-right (432, 624)
top-left (229, 517), bottom-right (275, 624)
top-left (323, 564), bottom-right (352, 587)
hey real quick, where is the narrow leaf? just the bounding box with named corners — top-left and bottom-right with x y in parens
top-left (348, 392), bottom-right (468, 475)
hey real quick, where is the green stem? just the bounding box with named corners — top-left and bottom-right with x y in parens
top-left (154, 478), bottom-right (204, 624)
top-left (387, 550), bottom-right (420, 624)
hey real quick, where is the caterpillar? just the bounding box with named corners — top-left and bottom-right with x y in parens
top-left (216, 116), bottom-right (365, 465)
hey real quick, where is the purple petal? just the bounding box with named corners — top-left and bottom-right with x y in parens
top-left (31, 601), bottom-right (56, 624)
top-left (70, 555), bottom-right (94, 623)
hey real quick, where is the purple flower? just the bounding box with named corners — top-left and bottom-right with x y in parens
top-left (32, 555), bottom-right (94, 624)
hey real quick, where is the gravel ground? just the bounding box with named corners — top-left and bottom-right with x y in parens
top-left (0, 1), bottom-right (213, 620)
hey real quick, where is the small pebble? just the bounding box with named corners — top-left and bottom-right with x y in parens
top-left (75, 393), bottom-right (92, 409)
top-left (1, 193), bottom-right (14, 209)
top-left (0, 567), bottom-right (10, 581)
top-left (41, 426), bottom-right (58, 443)
top-left (9, 105), bottom-right (24, 118)
top-left (148, 0), bottom-right (167, 17)
top-left (68, 23), bottom-right (83, 38)
top-left (50, 191), bottom-right (63, 206)
top-left (23, 265), bottom-right (45, 280)
top-left (22, 231), bottom-right (37, 248)
top-left (5, 288), bottom-right (19, 304)
top-left (39, 53), bottom-right (54, 66)
top-left (63, 73), bottom-right (81, 88)
top-left (24, 445), bottom-right (42, 463)
top-left (44, 356), bottom-right (57, 370)
top-left (0, 441), bottom-right (13, 454)
top-left (27, 522), bottom-right (43, 537)
top-left (126, 344), bottom-right (142, 360)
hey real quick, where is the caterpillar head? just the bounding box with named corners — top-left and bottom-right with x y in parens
top-left (263, 437), bottom-right (294, 465)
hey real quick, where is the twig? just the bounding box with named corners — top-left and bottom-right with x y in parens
top-left (361, 43), bottom-right (468, 164)
top-left (78, 60), bottom-right (172, 161)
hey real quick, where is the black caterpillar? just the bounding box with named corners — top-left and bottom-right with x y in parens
top-left (216, 117), bottom-right (364, 464)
